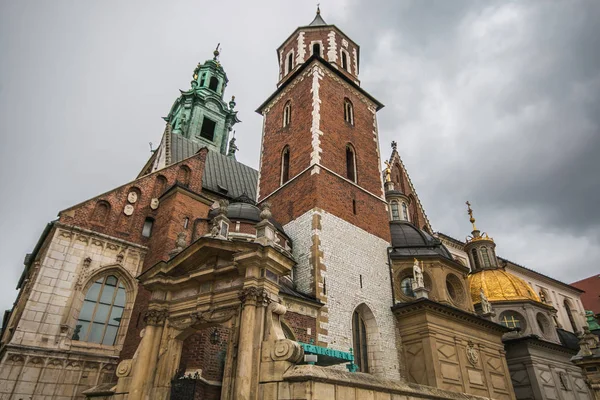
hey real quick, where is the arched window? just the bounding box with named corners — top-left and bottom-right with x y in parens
top-left (92, 201), bottom-right (111, 225)
top-left (390, 201), bottom-right (400, 221)
top-left (209, 76), bottom-right (219, 91)
top-left (471, 248), bottom-right (480, 270)
top-left (344, 98), bottom-right (354, 125)
top-left (352, 310), bottom-right (369, 372)
top-left (177, 165), bottom-right (191, 187)
top-left (341, 51), bottom-right (348, 71)
top-left (346, 145), bottom-right (356, 183)
top-left (73, 275), bottom-right (127, 345)
top-left (402, 202), bottom-right (409, 221)
top-left (199, 74), bottom-right (206, 87)
top-left (142, 217), bottom-right (154, 238)
top-left (281, 147), bottom-right (290, 184)
top-left (283, 101), bottom-right (291, 127)
top-left (481, 247), bottom-right (491, 268)
top-left (286, 52), bottom-right (294, 74)
top-left (312, 43), bottom-right (321, 56)
top-left (400, 277), bottom-right (415, 297)
top-left (564, 300), bottom-right (578, 332)
top-left (153, 175), bottom-right (168, 198)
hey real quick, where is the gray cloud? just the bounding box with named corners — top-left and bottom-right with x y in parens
top-left (0, 1), bottom-right (598, 314)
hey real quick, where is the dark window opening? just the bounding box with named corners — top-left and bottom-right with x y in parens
top-left (359, 274), bottom-right (363, 288)
top-left (352, 311), bottom-right (369, 372)
top-left (183, 217), bottom-right (189, 229)
top-left (323, 277), bottom-right (326, 295)
top-left (344, 99), bottom-right (354, 125)
top-left (346, 146), bottom-right (356, 182)
top-left (209, 76), bottom-right (219, 91)
top-left (283, 101), bottom-right (291, 127)
top-left (313, 43), bottom-right (321, 56)
top-left (287, 53), bottom-right (293, 74)
top-left (199, 74), bottom-right (206, 87)
top-left (200, 117), bottom-right (217, 141)
top-left (471, 248), bottom-right (480, 270)
top-left (281, 148), bottom-right (290, 184)
top-left (142, 218), bottom-right (154, 238)
top-left (342, 52), bottom-right (348, 70)
top-left (352, 199), bottom-right (357, 215)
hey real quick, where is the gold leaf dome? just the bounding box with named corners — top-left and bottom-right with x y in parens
top-left (469, 269), bottom-right (540, 304)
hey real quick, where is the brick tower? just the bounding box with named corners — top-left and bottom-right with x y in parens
top-left (256, 9), bottom-right (400, 378)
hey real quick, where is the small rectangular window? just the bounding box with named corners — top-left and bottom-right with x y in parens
top-left (200, 117), bottom-right (217, 141)
top-left (142, 218), bottom-right (154, 238)
top-left (352, 199), bottom-right (357, 215)
top-left (183, 217), bottom-right (189, 229)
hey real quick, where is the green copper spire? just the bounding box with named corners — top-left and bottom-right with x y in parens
top-left (164, 45), bottom-right (240, 155)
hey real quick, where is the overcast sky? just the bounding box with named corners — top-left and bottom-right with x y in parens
top-left (1, 0), bottom-right (599, 314)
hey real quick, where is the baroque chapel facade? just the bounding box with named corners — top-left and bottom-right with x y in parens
top-left (0, 9), bottom-right (595, 400)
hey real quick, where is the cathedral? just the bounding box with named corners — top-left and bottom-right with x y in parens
top-left (0, 9), bottom-right (597, 400)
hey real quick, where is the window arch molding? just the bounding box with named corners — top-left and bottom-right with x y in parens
top-left (345, 143), bottom-right (357, 183)
top-left (92, 200), bottom-right (111, 226)
top-left (344, 98), bottom-right (354, 125)
top-left (281, 145), bottom-right (291, 185)
top-left (351, 303), bottom-right (381, 374)
top-left (283, 100), bottom-right (292, 128)
top-left (69, 264), bottom-right (137, 349)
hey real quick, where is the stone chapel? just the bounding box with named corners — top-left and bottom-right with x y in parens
top-left (0, 8), bottom-right (595, 400)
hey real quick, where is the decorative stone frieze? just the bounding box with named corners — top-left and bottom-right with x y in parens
top-left (239, 287), bottom-right (270, 308)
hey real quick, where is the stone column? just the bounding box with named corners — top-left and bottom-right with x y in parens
top-left (128, 309), bottom-right (168, 400)
top-left (234, 287), bottom-right (268, 400)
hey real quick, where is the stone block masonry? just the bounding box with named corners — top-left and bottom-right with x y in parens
top-left (285, 209), bottom-right (401, 381)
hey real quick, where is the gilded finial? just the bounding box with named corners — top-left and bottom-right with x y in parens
top-left (213, 43), bottom-right (221, 60)
top-left (466, 201), bottom-right (477, 231)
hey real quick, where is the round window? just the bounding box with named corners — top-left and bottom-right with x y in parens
top-left (445, 274), bottom-right (465, 305)
top-left (400, 277), bottom-right (415, 297)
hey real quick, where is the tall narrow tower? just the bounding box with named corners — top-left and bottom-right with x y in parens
top-left (256, 9), bottom-right (399, 378)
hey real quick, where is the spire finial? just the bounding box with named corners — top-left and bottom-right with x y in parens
top-left (391, 141), bottom-right (397, 151)
top-left (213, 43), bottom-right (221, 60)
top-left (466, 201), bottom-right (477, 231)
top-left (317, 3), bottom-right (321, 14)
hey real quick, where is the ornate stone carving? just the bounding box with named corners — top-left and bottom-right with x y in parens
top-left (127, 191), bottom-right (138, 204)
top-left (218, 199), bottom-right (229, 216)
top-left (83, 257), bottom-right (92, 267)
top-left (466, 342), bottom-right (479, 366)
top-left (8, 354), bottom-right (24, 363)
top-left (239, 287), bottom-right (270, 307)
top-left (169, 308), bottom-right (237, 331)
top-left (480, 289), bottom-right (493, 314)
top-left (59, 230), bottom-right (73, 239)
top-left (144, 309), bottom-right (169, 326)
top-left (169, 232), bottom-right (187, 258)
top-left (116, 359), bottom-right (132, 377)
top-left (150, 198), bottom-right (160, 210)
top-left (29, 356), bottom-right (45, 365)
top-left (116, 251), bottom-right (125, 264)
top-left (271, 339), bottom-right (303, 362)
top-left (49, 358), bottom-right (64, 367)
top-left (260, 202), bottom-right (272, 221)
top-left (124, 204), bottom-right (134, 216)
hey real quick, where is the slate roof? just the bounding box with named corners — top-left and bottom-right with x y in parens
top-left (389, 221), bottom-right (454, 260)
top-left (308, 12), bottom-right (327, 27)
top-left (203, 150), bottom-right (258, 200)
top-left (169, 132), bottom-right (258, 201)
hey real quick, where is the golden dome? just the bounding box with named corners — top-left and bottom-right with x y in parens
top-left (469, 269), bottom-right (540, 304)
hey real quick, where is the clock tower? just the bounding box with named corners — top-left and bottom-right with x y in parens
top-left (256, 9), bottom-right (400, 378)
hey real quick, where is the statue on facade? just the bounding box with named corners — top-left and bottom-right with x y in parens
top-left (384, 161), bottom-right (392, 183)
top-left (480, 289), bottom-right (493, 314)
top-left (539, 290), bottom-right (547, 303)
top-left (218, 199), bottom-right (229, 216)
top-left (412, 258), bottom-right (424, 290)
top-left (227, 132), bottom-right (239, 158)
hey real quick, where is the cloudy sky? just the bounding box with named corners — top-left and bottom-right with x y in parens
top-left (1, 0), bottom-right (599, 313)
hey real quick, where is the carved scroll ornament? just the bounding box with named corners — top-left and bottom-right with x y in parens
top-left (144, 309), bottom-right (169, 326)
top-left (238, 287), bottom-right (270, 307)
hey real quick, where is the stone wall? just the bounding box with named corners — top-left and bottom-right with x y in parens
top-left (0, 224), bottom-right (145, 399)
top-left (285, 209), bottom-right (400, 380)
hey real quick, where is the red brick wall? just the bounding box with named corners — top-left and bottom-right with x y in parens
top-left (283, 311), bottom-right (317, 343)
top-left (278, 27), bottom-right (360, 85)
top-left (179, 327), bottom-right (230, 381)
top-left (259, 74), bottom-right (314, 200)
